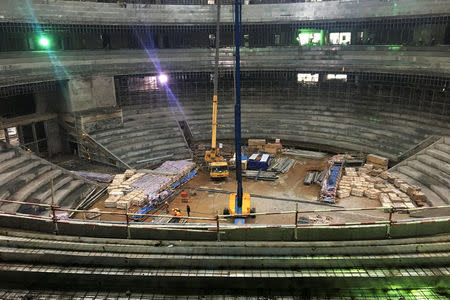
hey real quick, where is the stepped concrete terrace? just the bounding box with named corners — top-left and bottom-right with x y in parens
top-left (0, 141), bottom-right (99, 215)
top-left (89, 104), bottom-right (191, 168)
top-left (0, 229), bottom-right (447, 292)
top-left (2, 0), bottom-right (450, 25)
top-left (0, 47), bottom-right (449, 87)
top-left (391, 136), bottom-right (450, 207)
top-left (176, 92), bottom-right (450, 161)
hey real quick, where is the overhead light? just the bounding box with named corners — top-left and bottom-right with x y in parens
top-left (39, 37), bottom-right (49, 47)
top-left (158, 74), bottom-right (168, 84)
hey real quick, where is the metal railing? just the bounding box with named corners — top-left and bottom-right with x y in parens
top-left (0, 198), bottom-right (448, 241)
top-left (66, 0), bottom-right (357, 5)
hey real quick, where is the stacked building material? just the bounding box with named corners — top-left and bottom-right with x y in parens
top-left (104, 160), bottom-right (196, 210)
top-left (304, 169), bottom-right (326, 186)
top-left (366, 154), bottom-right (389, 170)
top-left (247, 139), bottom-right (266, 153)
top-left (72, 171), bottom-right (114, 183)
top-left (116, 189), bottom-right (148, 209)
top-left (268, 157), bottom-right (295, 174)
top-left (131, 174), bottom-right (172, 199)
top-left (320, 160), bottom-right (343, 203)
top-left (107, 174), bottom-right (126, 193)
top-left (336, 164), bottom-right (420, 210)
top-left (264, 143), bottom-right (282, 155)
top-left (243, 170), bottom-right (278, 181)
top-left (284, 149), bottom-right (327, 160)
top-left (155, 160), bottom-right (195, 179)
top-left (105, 195), bottom-right (121, 208)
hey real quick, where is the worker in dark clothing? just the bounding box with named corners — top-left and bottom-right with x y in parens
top-left (186, 204), bottom-right (191, 217)
top-left (101, 33), bottom-right (111, 49)
top-left (164, 201), bottom-right (169, 214)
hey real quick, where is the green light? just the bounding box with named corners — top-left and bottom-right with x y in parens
top-left (39, 37), bottom-right (49, 47)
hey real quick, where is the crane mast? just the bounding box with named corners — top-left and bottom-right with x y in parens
top-left (205, 0), bottom-right (229, 179)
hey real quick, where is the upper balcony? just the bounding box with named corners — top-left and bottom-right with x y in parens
top-left (1, 0), bottom-right (450, 26)
top-left (0, 46), bottom-right (448, 87)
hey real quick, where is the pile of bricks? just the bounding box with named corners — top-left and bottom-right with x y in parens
top-left (337, 164), bottom-right (422, 210)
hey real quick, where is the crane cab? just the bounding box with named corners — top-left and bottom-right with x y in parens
top-left (209, 161), bottom-right (229, 179)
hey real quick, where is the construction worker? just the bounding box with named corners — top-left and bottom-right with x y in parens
top-left (164, 201), bottom-right (169, 214)
top-left (186, 204), bottom-right (191, 217)
top-left (172, 208), bottom-right (181, 217)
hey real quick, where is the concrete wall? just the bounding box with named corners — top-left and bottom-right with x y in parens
top-left (1, 0), bottom-right (450, 25)
top-left (67, 76), bottom-right (116, 112)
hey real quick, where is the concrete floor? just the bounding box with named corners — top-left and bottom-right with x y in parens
top-left (74, 155), bottom-right (412, 224)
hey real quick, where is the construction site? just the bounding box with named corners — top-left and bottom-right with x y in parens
top-left (0, 0), bottom-right (449, 298)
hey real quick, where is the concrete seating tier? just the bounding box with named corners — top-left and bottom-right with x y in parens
top-left (90, 105), bottom-right (191, 168)
top-left (0, 230), bottom-right (447, 293)
top-left (176, 95), bottom-right (449, 161)
top-left (391, 137), bottom-right (450, 207)
top-left (0, 141), bottom-right (99, 215)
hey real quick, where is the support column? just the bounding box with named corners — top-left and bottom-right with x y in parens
top-left (67, 76), bottom-right (117, 112)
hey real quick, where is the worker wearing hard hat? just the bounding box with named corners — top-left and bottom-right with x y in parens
top-left (172, 208), bottom-right (181, 217)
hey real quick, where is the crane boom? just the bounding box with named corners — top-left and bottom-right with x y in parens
top-left (206, 0), bottom-right (229, 180)
top-left (205, 0), bottom-right (221, 163)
